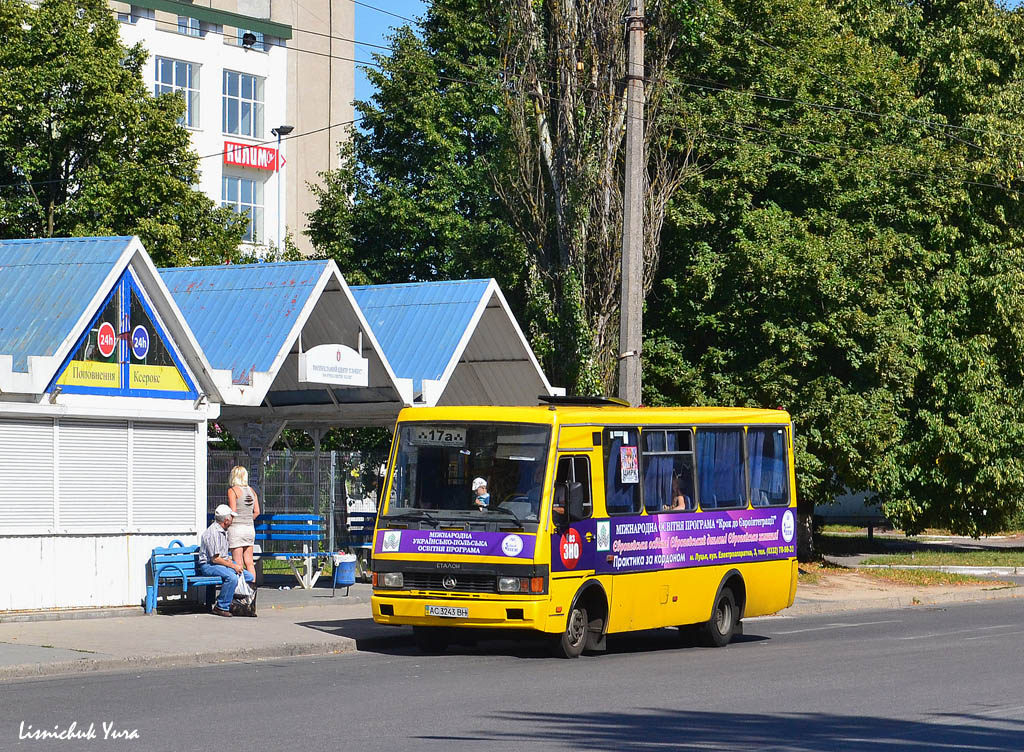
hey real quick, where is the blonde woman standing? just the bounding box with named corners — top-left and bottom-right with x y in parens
top-left (227, 466), bottom-right (260, 579)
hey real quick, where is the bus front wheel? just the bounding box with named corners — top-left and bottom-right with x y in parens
top-left (554, 603), bottom-right (588, 659)
top-left (702, 588), bottom-right (737, 648)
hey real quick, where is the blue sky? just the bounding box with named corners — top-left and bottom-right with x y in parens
top-left (353, 1), bottom-right (428, 103)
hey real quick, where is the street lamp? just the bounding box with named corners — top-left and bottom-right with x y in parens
top-left (271, 124), bottom-right (294, 255)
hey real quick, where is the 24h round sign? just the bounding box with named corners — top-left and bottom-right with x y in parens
top-left (131, 325), bottom-right (150, 360)
top-left (96, 322), bottom-right (116, 358)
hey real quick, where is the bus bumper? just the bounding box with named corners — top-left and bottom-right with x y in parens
top-left (372, 592), bottom-right (550, 631)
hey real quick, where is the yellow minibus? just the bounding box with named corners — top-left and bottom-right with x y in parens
top-left (371, 397), bottom-right (798, 657)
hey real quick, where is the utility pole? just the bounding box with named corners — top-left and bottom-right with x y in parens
top-left (618, 0), bottom-right (645, 406)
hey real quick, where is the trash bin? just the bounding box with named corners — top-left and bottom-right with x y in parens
top-left (332, 553), bottom-right (358, 596)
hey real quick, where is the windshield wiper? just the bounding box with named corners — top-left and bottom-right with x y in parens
top-left (385, 510), bottom-right (439, 526)
top-left (488, 507), bottom-right (526, 526)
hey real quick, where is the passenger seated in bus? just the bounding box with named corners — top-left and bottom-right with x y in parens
top-left (666, 470), bottom-right (692, 511)
top-left (471, 477), bottom-right (490, 510)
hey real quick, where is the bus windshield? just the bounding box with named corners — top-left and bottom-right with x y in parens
top-left (386, 422), bottom-right (551, 525)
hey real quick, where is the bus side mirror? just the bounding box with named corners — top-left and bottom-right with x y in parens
top-left (567, 481), bottom-right (588, 521)
top-left (553, 484), bottom-right (567, 524)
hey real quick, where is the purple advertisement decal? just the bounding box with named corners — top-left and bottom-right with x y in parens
top-left (551, 508), bottom-right (797, 573)
top-left (375, 529), bottom-right (537, 559)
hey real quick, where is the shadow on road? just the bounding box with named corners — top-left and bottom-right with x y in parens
top-left (296, 618), bottom-right (769, 659)
top-left (447, 708), bottom-right (1024, 751)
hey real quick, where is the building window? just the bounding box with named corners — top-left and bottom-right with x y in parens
top-left (222, 70), bottom-right (264, 138)
top-left (155, 58), bottom-right (199, 128)
top-left (222, 175), bottom-right (264, 243)
top-left (237, 29), bottom-right (267, 51)
top-left (117, 5), bottom-right (153, 24)
top-left (177, 16), bottom-right (202, 37)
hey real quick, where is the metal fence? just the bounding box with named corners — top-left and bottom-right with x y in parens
top-left (208, 449), bottom-right (386, 552)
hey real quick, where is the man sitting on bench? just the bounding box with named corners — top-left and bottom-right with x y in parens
top-left (199, 504), bottom-right (255, 617)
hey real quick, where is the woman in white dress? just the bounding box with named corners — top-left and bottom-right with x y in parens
top-left (227, 466), bottom-right (261, 580)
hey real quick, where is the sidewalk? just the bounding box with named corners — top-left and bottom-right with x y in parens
top-left (0, 582), bottom-right (396, 681)
top-left (1, 568), bottom-right (1021, 680)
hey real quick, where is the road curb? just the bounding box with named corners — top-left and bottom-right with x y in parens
top-left (783, 582), bottom-right (1024, 616)
top-left (858, 564), bottom-right (1024, 576)
top-left (0, 639), bottom-right (358, 681)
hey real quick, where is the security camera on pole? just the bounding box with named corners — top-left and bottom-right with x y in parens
top-left (271, 124), bottom-right (294, 255)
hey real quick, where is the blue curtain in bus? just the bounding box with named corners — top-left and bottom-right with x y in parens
top-left (697, 429), bottom-right (744, 508)
top-left (749, 428), bottom-right (786, 505)
top-left (643, 456), bottom-right (673, 512)
top-left (605, 434), bottom-right (638, 514)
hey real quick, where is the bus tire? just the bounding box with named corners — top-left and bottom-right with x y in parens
top-left (701, 588), bottom-right (737, 648)
top-left (413, 626), bottom-right (450, 654)
top-left (554, 603), bottom-right (588, 659)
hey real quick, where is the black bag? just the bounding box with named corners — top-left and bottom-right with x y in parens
top-left (230, 588), bottom-right (257, 617)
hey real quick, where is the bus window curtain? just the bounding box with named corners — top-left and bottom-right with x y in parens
top-left (697, 429), bottom-right (744, 508)
top-left (643, 455), bottom-right (673, 512)
top-left (605, 436), bottom-right (637, 513)
top-left (749, 428), bottom-right (786, 505)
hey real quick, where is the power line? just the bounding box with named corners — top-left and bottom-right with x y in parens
top-left (0, 116), bottom-right (364, 192)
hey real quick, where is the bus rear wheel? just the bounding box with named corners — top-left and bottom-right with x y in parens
top-left (553, 603), bottom-right (588, 659)
top-left (701, 588), bottom-right (737, 648)
top-left (413, 626), bottom-right (450, 653)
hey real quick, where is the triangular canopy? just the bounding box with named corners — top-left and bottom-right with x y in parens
top-left (160, 260), bottom-right (412, 428)
top-left (0, 236), bottom-right (222, 402)
top-left (351, 279), bottom-right (562, 406)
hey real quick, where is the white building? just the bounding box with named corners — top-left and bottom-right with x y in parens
top-left (111, 0), bottom-right (354, 255)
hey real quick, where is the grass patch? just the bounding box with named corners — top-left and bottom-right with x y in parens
top-left (859, 568), bottom-right (1014, 587)
top-left (815, 533), bottom-right (895, 556)
top-left (819, 524), bottom-right (863, 533)
top-left (862, 550), bottom-right (1024, 567)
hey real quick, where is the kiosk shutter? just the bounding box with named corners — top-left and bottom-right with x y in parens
top-left (132, 422), bottom-right (196, 529)
top-left (59, 419), bottom-right (129, 530)
top-left (0, 418), bottom-right (55, 529)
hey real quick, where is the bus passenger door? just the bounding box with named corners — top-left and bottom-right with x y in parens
top-left (548, 454), bottom-right (596, 624)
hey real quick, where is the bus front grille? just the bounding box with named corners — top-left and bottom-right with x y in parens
top-left (403, 573), bottom-right (495, 593)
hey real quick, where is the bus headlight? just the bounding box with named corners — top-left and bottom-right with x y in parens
top-left (498, 576), bottom-right (546, 593)
top-left (498, 577), bottom-right (520, 593)
top-left (382, 572), bottom-right (404, 588)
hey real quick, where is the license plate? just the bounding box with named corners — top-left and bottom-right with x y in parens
top-left (426, 605), bottom-right (468, 618)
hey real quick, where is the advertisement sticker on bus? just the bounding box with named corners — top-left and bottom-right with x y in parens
top-left (375, 529), bottom-right (536, 559)
top-left (550, 507), bottom-right (796, 574)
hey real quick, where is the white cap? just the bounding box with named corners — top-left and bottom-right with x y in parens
top-left (214, 504), bottom-right (237, 520)
top-left (471, 477), bottom-right (487, 491)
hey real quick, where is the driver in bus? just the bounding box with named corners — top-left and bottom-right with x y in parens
top-left (471, 477), bottom-right (490, 510)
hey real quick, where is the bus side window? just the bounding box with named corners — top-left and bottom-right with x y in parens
top-left (748, 427), bottom-right (789, 506)
top-left (603, 427), bottom-right (640, 515)
top-left (554, 456), bottom-right (592, 520)
top-left (642, 429), bottom-right (696, 513)
top-left (696, 428), bottom-right (746, 509)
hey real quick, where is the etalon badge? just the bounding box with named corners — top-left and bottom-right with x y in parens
top-left (443, 576), bottom-right (457, 590)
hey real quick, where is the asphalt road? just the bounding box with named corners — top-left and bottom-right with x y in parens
top-left (3, 599), bottom-right (1023, 752)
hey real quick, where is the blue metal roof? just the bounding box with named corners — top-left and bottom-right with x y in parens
top-left (160, 261), bottom-right (330, 384)
top-left (0, 237), bottom-right (132, 372)
top-left (350, 279), bottom-right (491, 393)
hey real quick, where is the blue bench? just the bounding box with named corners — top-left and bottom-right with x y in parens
top-left (340, 510), bottom-right (377, 581)
top-left (145, 539), bottom-right (221, 614)
top-left (255, 514), bottom-right (329, 589)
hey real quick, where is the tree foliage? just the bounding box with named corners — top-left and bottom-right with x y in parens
top-left (309, 0), bottom-right (1024, 537)
top-left (645, 0), bottom-right (1024, 536)
top-left (0, 0), bottom-right (244, 265)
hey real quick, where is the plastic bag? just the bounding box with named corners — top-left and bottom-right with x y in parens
top-left (231, 573), bottom-right (257, 617)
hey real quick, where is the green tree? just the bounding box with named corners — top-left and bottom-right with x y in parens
top-left (0, 0), bottom-right (244, 265)
top-left (308, 0), bottom-right (693, 392)
top-left (646, 0), bottom-right (1024, 540)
